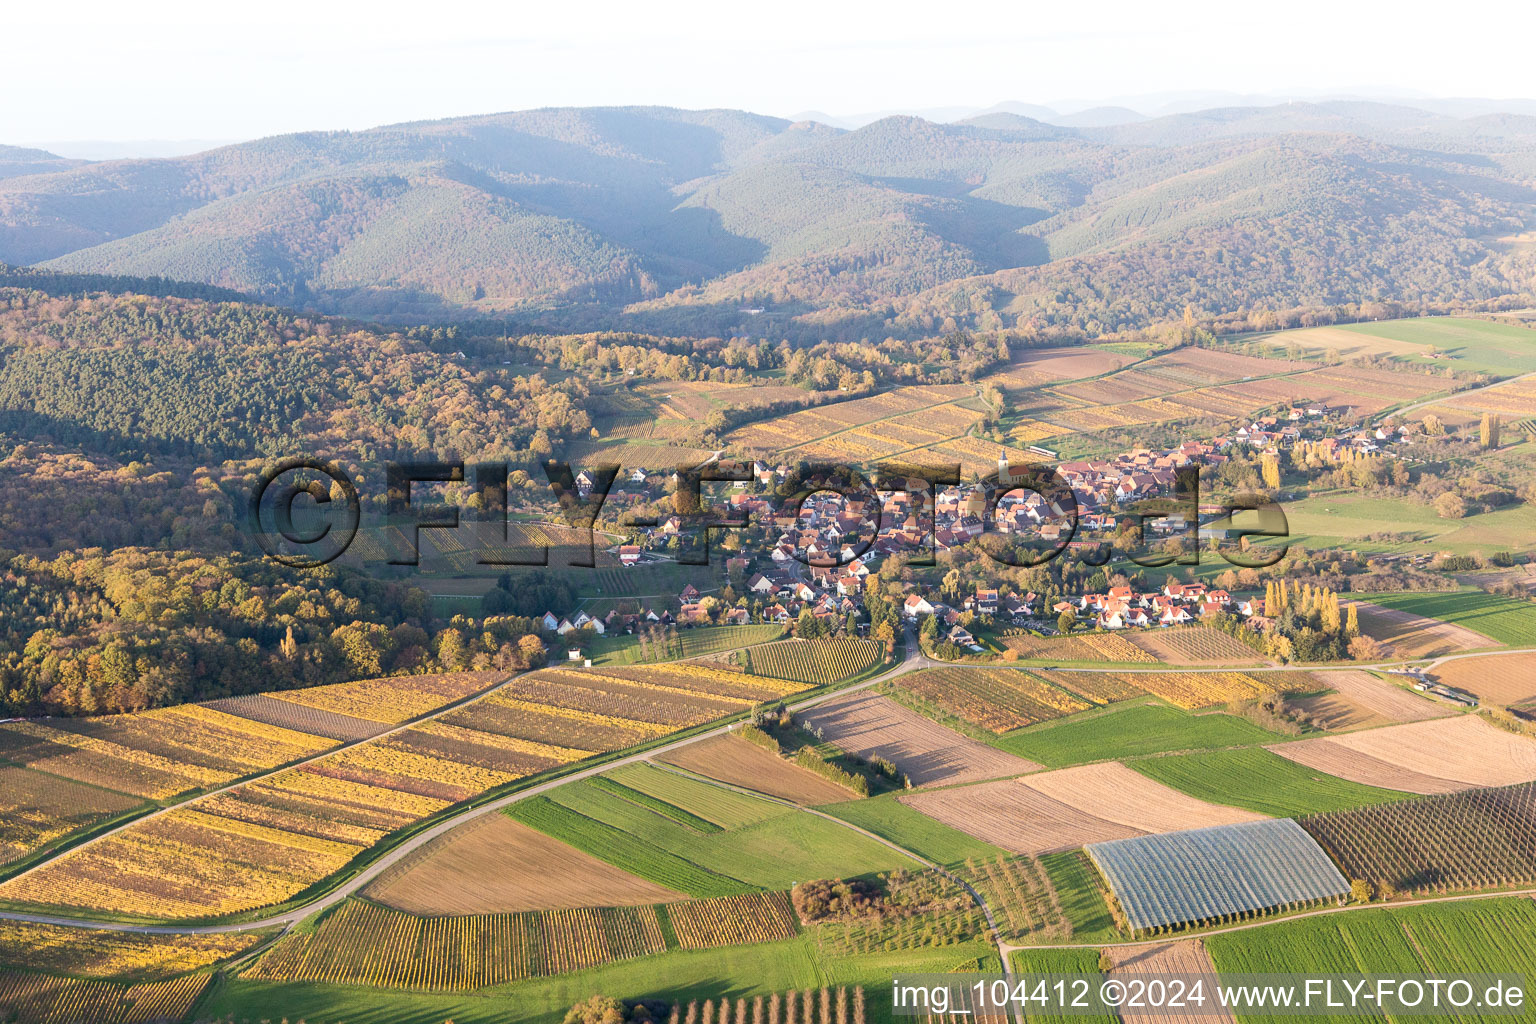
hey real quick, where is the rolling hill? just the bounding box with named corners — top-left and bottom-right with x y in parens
top-left (2, 102), bottom-right (1535, 335)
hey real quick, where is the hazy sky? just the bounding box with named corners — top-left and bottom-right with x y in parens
top-left (7, 0), bottom-right (1536, 145)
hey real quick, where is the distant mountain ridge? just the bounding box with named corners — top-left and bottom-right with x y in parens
top-left (2, 101), bottom-right (1534, 335)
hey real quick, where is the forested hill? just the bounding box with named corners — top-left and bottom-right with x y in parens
top-left (2, 102), bottom-right (1536, 337)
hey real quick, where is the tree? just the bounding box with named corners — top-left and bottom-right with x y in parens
top-left (1349, 879), bottom-right (1375, 905)
top-left (517, 634), bottom-right (548, 669)
top-left (1480, 413), bottom-right (1502, 449)
top-left (1260, 453), bottom-right (1282, 490)
top-left (1433, 492), bottom-right (1467, 519)
top-left (1348, 634), bottom-right (1383, 661)
top-left (564, 996), bottom-right (627, 1024)
top-left (1345, 603), bottom-right (1359, 638)
top-left (796, 608), bottom-right (819, 638)
top-left (1057, 607), bottom-right (1077, 634)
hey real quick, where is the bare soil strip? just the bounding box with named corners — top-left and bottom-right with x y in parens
top-left (795, 691), bottom-right (1039, 787)
top-left (363, 815), bottom-right (683, 914)
top-left (656, 733), bottom-right (855, 805)
top-left (1018, 762), bottom-right (1268, 833)
top-left (900, 778), bottom-right (1142, 855)
top-left (1268, 740), bottom-right (1467, 795)
top-left (1312, 669), bottom-right (1454, 723)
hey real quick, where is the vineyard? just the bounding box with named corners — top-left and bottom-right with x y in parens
top-left (264, 671), bottom-right (500, 724)
top-left (1301, 781), bottom-right (1536, 894)
top-left (1086, 819), bottom-right (1348, 934)
top-left (1043, 670), bottom-right (1273, 710)
top-left (894, 667), bottom-right (1090, 732)
top-left (0, 919), bottom-right (263, 980)
top-left (0, 971), bottom-right (210, 1024)
top-left (0, 665), bottom-right (809, 920)
top-left (669, 891), bottom-right (800, 948)
top-left (248, 893), bottom-right (799, 990)
top-left (245, 899), bottom-right (667, 989)
top-left (807, 869), bottom-right (990, 956)
top-left (746, 639), bottom-right (883, 685)
top-left (0, 766), bottom-right (143, 867)
top-left (1126, 627), bottom-right (1267, 664)
top-left (999, 633), bottom-right (1158, 665)
top-left (594, 624), bottom-right (783, 665)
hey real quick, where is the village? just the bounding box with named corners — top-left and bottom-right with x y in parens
top-left (537, 406), bottom-right (1412, 650)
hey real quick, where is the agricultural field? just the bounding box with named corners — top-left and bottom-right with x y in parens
top-left (0, 767), bottom-right (144, 868)
top-left (746, 638), bottom-right (883, 685)
top-left (1086, 819), bottom-right (1348, 934)
top-left (1301, 782), bottom-right (1536, 894)
top-left (263, 671), bottom-right (502, 725)
top-left (1356, 590), bottom-right (1536, 647)
top-left (998, 632), bottom-right (1158, 664)
top-left (1431, 652), bottom-right (1536, 707)
top-left (993, 703), bottom-right (1281, 766)
top-left (892, 667), bottom-right (1091, 732)
top-left (1306, 669), bottom-right (1452, 722)
top-left (1206, 897), bottom-right (1536, 1011)
top-left (1269, 740), bottom-right (1467, 796)
top-left (1006, 948), bottom-right (1116, 1024)
top-left (1427, 374), bottom-right (1536, 421)
top-left (899, 778), bottom-right (1143, 855)
top-left (724, 385), bottom-right (974, 456)
top-left (1125, 627), bottom-right (1268, 665)
top-left (245, 898), bottom-right (669, 989)
top-left (1018, 762), bottom-right (1268, 834)
top-left (793, 691), bottom-right (1039, 787)
top-left (591, 624), bottom-right (783, 665)
top-left (1345, 600), bottom-right (1497, 658)
top-left (981, 347), bottom-right (1136, 392)
top-left (954, 854), bottom-right (1076, 943)
top-left (1130, 748), bottom-right (1410, 817)
top-left (1251, 316), bottom-right (1536, 374)
top-left (657, 734), bottom-right (857, 805)
top-left (1107, 941), bottom-right (1234, 1024)
top-left (1282, 715), bottom-right (1536, 790)
top-left (0, 665), bottom-right (809, 920)
top-left (1283, 691), bottom-right (1390, 731)
top-left (1267, 492), bottom-right (1536, 557)
top-left (365, 814), bottom-right (683, 914)
top-left (1041, 670), bottom-right (1273, 710)
top-left (818, 796), bottom-right (1008, 868)
top-left (669, 891), bottom-right (800, 949)
top-left (0, 920), bottom-right (264, 979)
top-left (514, 773), bottom-right (909, 895)
top-left (201, 693), bottom-right (388, 741)
top-left (0, 971), bottom-right (212, 1024)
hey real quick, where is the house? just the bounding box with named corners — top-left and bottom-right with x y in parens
top-left (678, 602), bottom-right (707, 623)
top-left (539, 611), bottom-right (561, 632)
top-left (746, 573), bottom-right (775, 594)
top-left (763, 604), bottom-right (790, 623)
top-left (1159, 606), bottom-right (1193, 626)
top-left (628, 467), bottom-right (649, 484)
top-left (556, 618), bottom-right (576, 635)
top-left (573, 469), bottom-right (596, 494)
top-left (679, 584), bottom-right (701, 602)
top-left (974, 589), bottom-right (998, 615)
top-left (903, 594), bottom-right (935, 618)
top-left (723, 607), bottom-right (750, 626)
top-left (619, 545), bottom-right (642, 566)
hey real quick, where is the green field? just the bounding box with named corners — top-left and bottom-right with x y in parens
top-left (992, 703), bottom-right (1283, 766)
top-left (1039, 851), bottom-right (1120, 941)
top-left (1257, 317), bottom-right (1536, 375)
top-left (526, 779), bottom-right (912, 890)
top-left (1007, 948), bottom-right (1115, 1024)
top-left (507, 797), bottom-right (750, 898)
top-left (590, 624), bottom-right (783, 665)
top-left (1130, 747), bottom-right (1410, 817)
top-left (1360, 590), bottom-right (1536, 646)
top-left (1262, 491), bottom-right (1536, 556)
top-left (604, 763), bottom-right (785, 830)
top-left (203, 934), bottom-right (1000, 1024)
top-left (819, 794), bottom-right (1007, 868)
top-left (1207, 898), bottom-right (1536, 1024)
